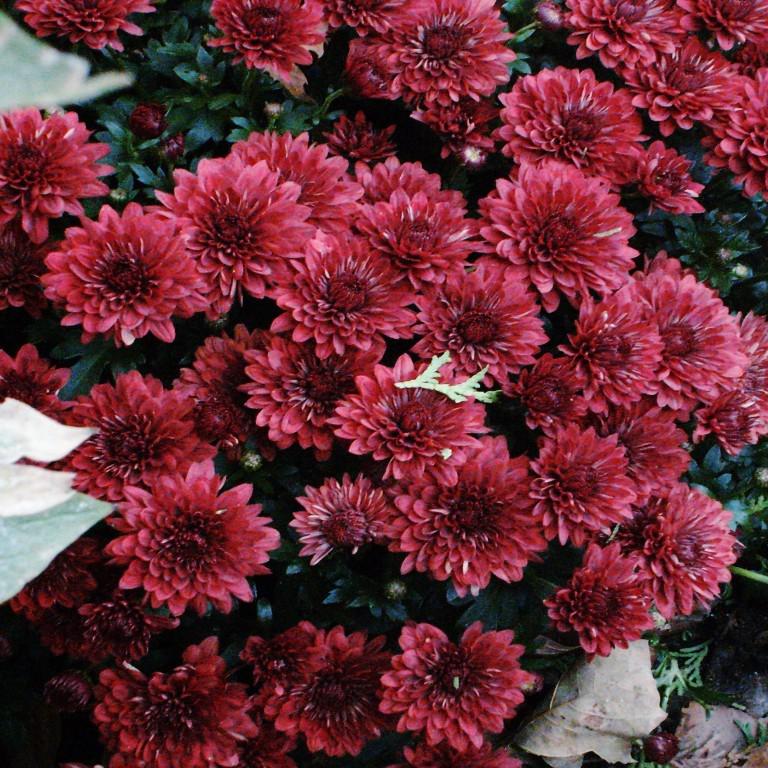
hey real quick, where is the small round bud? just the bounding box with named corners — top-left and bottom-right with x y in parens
top-left (161, 132), bottom-right (185, 162)
top-left (109, 188), bottom-right (129, 203)
top-left (0, 632), bottom-right (12, 661)
top-left (535, 1), bottom-right (566, 31)
top-left (240, 451), bottom-right (264, 473)
top-left (128, 103), bottom-right (168, 140)
top-left (384, 579), bottom-right (407, 601)
top-left (718, 247), bottom-right (734, 263)
top-left (755, 467), bottom-right (768, 487)
top-left (520, 672), bottom-right (544, 695)
top-left (732, 264), bottom-right (750, 279)
top-left (43, 672), bottom-right (92, 713)
top-left (643, 733), bottom-right (679, 764)
top-left (264, 102), bottom-right (282, 118)
top-left (460, 145), bottom-right (488, 170)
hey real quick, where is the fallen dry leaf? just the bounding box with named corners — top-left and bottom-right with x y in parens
top-left (515, 640), bottom-right (666, 768)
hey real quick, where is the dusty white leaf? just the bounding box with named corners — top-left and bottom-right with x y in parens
top-left (0, 398), bottom-right (94, 464)
top-left (0, 464), bottom-right (78, 517)
top-left (516, 641), bottom-right (666, 768)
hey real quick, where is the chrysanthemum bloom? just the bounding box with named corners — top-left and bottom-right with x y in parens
top-left (693, 390), bottom-right (763, 455)
top-left (0, 221), bottom-right (46, 316)
top-left (621, 39), bottom-right (737, 137)
top-left (412, 264), bottom-right (546, 385)
top-left (395, 741), bottom-right (522, 768)
top-left (0, 109), bottom-right (111, 244)
top-left (380, 622), bottom-right (534, 751)
top-left (324, 112), bottom-right (397, 163)
top-left (155, 155), bottom-right (313, 317)
top-left (530, 423), bottom-right (635, 546)
top-left (497, 67), bottom-right (644, 184)
top-left (241, 623), bottom-right (319, 710)
top-left (291, 473), bottom-right (390, 564)
top-left (243, 337), bottom-right (381, 460)
top-left (78, 593), bottom-right (178, 662)
top-left (344, 38), bottom-right (397, 99)
top-left (355, 189), bottom-right (477, 290)
top-left (627, 258), bottom-right (748, 410)
top-left (94, 637), bottom-right (258, 768)
top-left (106, 461), bottom-right (279, 616)
top-left (706, 70), bottom-right (768, 200)
top-left (561, 293), bottom-right (663, 413)
top-left (379, 0), bottom-right (515, 106)
top-left (389, 436), bottom-right (546, 597)
top-left (0, 343), bottom-right (69, 416)
top-left (209, 0), bottom-right (327, 92)
top-left (231, 130), bottom-right (362, 234)
top-left (274, 626), bottom-right (391, 757)
top-left (43, 672), bottom-right (92, 713)
top-left (738, 312), bottom-right (768, 420)
top-left (324, 0), bottom-right (406, 34)
top-left (176, 325), bottom-right (270, 458)
top-left (545, 542), bottom-right (654, 658)
top-left (67, 371), bottom-right (215, 501)
top-left (15, 0), bottom-right (156, 51)
top-left (564, 0), bottom-right (683, 69)
top-left (479, 162), bottom-right (638, 312)
top-left (239, 714), bottom-right (298, 768)
top-left (510, 354), bottom-right (588, 435)
top-left (43, 203), bottom-right (205, 346)
top-left (588, 401), bottom-right (689, 503)
top-left (733, 41), bottom-right (768, 77)
top-left (270, 233), bottom-right (415, 358)
top-left (331, 354), bottom-right (487, 484)
top-left (10, 538), bottom-right (101, 621)
top-left (615, 484), bottom-right (738, 618)
top-left (677, 0), bottom-right (768, 50)
top-left (631, 141), bottom-right (705, 215)
top-left (411, 98), bottom-right (497, 159)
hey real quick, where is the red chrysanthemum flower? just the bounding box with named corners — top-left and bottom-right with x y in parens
top-left (0, 109), bottom-right (111, 244)
top-left (631, 141), bottom-right (705, 214)
top-left (561, 292), bottom-right (663, 413)
top-left (67, 371), bottom-right (215, 501)
top-left (324, 0), bottom-right (406, 34)
top-left (273, 626), bottom-right (391, 757)
top-left (530, 423), bottom-right (636, 546)
top-left (231, 130), bottom-right (362, 234)
top-left (626, 256), bottom-right (748, 410)
top-left (0, 221), bottom-right (46, 316)
top-left (15, 0), bottom-right (155, 51)
top-left (355, 189), bottom-right (477, 290)
top-left (378, 0), bottom-right (515, 106)
top-left (479, 162), bottom-right (638, 312)
top-left (564, 0), bottom-right (683, 70)
top-left (155, 155), bottom-right (313, 317)
top-left (678, 0), bottom-right (768, 50)
top-left (209, 0), bottom-right (327, 92)
top-left (270, 232), bottom-right (415, 358)
top-left (324, 112), bottom-right (397, 163)
top-left (510, 354), bottom-right (588, 435)
top-left (176, 325), bottom-right (270, 458)
top-left (0, 343), bottom-right (69, 416)
top-left (380, 621), bottom-right (534, 751)
top-left (615, 484), bottom-right (738, 618)
top-left (411, 98), bottom-right (497, 159)
top-left (497, 67), bottom-right (644, 184)
top-left (43, 203), bottom-right (205, 347)
top-left (738, 312), bottom-right (768, 420)
top-left (10, 538), bottom-right (101, 621)
top-left (412, 264), bottom-right (546, 385)
top-left (344, 38), bottom-right (397, 99)
top-left (395, 741), bottom-right (522, 768)
top-left (388, 436), bottom-right (546, 597)
top-left (239, 713), bottom-right (298, 768)
top-left (43, 672), bottom-right (92, 713)
top-left (106, 461), bottom-right (279, 616)
top-left (78, 592), bottom-right (178, 662)
top-left (587, 400), bottom-right (689, 503)
top-left (331, 354), bottom-right (488, 484)
top-left (94, 637), bottom-right (258, 768)
top-left (545, 542), bottom-right (654, 658)
top-left (291, 473), bottom-right (390, 564)
top-left (733, 41), bottom-right (768, 77)
top-left (243, 337), bottom-right (381, 460)
top-left (241, 622), bottom-right (319, 711)
top-left (706, 70), bottom-right (768, 200)
top-left (693, 390), bottom-right (763, 455)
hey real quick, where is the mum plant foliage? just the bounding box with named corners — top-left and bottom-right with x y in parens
top-left (1, 0), bottom-right (768, 767)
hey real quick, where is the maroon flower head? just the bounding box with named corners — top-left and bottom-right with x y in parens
top-left (738, 312), bottom-right (768, 421)
top-left (380, 622), bottom-right (534, 751)
top-left (632, 141), bottom-right (705, 215)
top-left (324, 112), bottom-right (397, 163)
top-left (239, 714), bottom-right (298, 768)
top-left (411, 98), bottom-right (498, 159)
top-left (128, 103), bottom-right (167, 140)
top-left (0, 221), bottom-right (47, 316)
top-left (678, 0), bottom-right (768, 51)
top-left (324, 0), bottom-right (407, 34)
top-left (733, 41), bottom-right (768, 77)
top-left (344, 38), bottom-right (397, 99)
top-left (396, 741), bottom-right (522, 768)
top-left (43, 672), bottom-right (92, 713)
top-left (0, 343), bottom-right (69, 416)
top-left (693, 390), bottom-right (763, 455)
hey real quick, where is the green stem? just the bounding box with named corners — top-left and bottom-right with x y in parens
top-left (511, 21), bottom-right (538, 39)
top-left (731, 565), bottom-right (768, 585)
top-left (316, 88), bottom-right (345, 120)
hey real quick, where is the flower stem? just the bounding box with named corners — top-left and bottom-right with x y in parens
top-left (731, 565), bottom-right (768, 585)
top-left (512, 21), bottom-right (538, 39)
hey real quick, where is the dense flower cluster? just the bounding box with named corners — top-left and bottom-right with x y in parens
top-left (3, 0), bottom-right (763, 765)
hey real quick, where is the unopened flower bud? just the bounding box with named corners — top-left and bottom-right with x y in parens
top-left (240, 451), bottom-right (264, 472)
top-left (43, 672), bottom-right (92, 713)
top-left (460, 145), bottom-right (488, 170)
top-left (384, 579), bottom-right (407, 601)
top-left (128, 103), bottom-right (168, 140)
top-left (161, 132), bottom-right (185, 162)
top-left (732, 264), bottom-right (750, 279)
top-left (264, 102), bottom-right (282, 118)
top-left (109, 188), bottom-right (129, 203)
top-left (535, 1), bottom-right (566, 31)
top-left (643, 733), bottom-right (679, 764)
top-left (520, 672), bottom-right (544, 694)
top-left (755, 467), bottom-right (768, 487)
